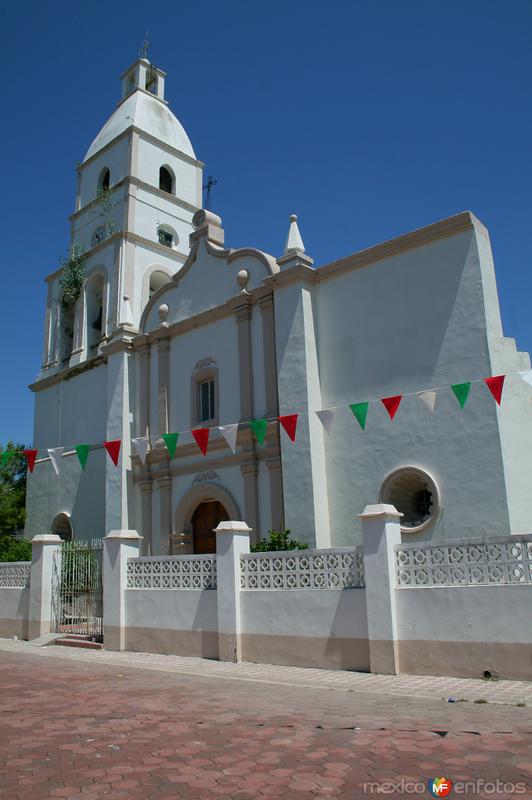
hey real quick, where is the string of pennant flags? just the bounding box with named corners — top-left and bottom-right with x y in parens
top-left (6, 370), bottom-right (532, 477)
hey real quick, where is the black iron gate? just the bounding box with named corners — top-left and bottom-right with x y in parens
top-left (51, 539), bottom-right (103, 638)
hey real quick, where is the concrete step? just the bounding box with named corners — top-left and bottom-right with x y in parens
top-left (54, 636), bottom-right (103, 650)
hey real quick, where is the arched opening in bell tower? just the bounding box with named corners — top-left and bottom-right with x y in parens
top-left (85, 273), bottom-right (105, 355)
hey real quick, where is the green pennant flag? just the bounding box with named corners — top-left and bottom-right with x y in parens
top-left (0, 451), bottom-right (11, 467)
top-left (249, 418), bottom-right (268, 445)
top-left (451, 382), bottom-right (471, 409)
top-left (162, 432), bottom-right (179, 458)
top-left (75, 444), bottom-right (90, 470)
top-left (349, 402), bottom-right (369, 430)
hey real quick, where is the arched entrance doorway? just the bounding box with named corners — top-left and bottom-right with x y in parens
top-left (173, 482), bottom-right (241, 555)
top-left (192, 501), bottom-right (229, 554)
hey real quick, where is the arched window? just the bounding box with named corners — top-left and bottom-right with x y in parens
top-left (51, 513), bottom-right (72, 541)
top-left (191, 358), bottom-right (219, 427)
top-left (149, 270), bottom-right (172, 299)
top-left (86, 274), bottom-right (105, 354)
top-left (98, 168), bottom-right (110, 192)
top-left (157, 223), bottom-right (178, 249)
top-left (159, 166), bottom-right (173, 194)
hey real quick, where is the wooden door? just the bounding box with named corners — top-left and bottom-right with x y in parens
top-left (192, 501), bottom-right (229, 554)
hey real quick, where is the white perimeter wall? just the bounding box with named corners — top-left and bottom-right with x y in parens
top-left (0, 587), bottom-right (29, 638)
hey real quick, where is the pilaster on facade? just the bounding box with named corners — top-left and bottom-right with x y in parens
top-left (156, 467), bottom-right (173, 555)
top-left (257, 290), bottom-right (279, 418)
top-left (228, 293), bottom-right (255, 422)
top-left (134, 335), bottom-right (151, 438)
top-left (240, 458), bottom-right (260, 542)
top-left (265, 456), bottom-right (284, 530)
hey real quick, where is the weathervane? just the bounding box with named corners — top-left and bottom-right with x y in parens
top-left (139, 31), bottom-right (150, 59)
top-left (203, 176), bottom-right (218, 210)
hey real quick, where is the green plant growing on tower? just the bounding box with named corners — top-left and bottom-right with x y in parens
top-left (59, 244), bottom-right (86, 309)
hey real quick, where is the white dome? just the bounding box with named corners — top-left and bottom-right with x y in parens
top-left (83, 90), bottom-right (196, 162)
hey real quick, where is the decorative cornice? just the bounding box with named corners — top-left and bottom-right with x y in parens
top-left (30, 354), bottom-right (106, 392)
top-left (316, 211), bottom-right (476, 283)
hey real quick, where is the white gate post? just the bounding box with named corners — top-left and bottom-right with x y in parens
top-left (103, 529), bottom-right (142, 651)
top-left (359, 504), bottom-right (402, 675)
top-left (215, 521), bottom-right (251, 662)
top-left (28, 534), bottom-right (62, 640)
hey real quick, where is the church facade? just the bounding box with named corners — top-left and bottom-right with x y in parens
top-left (25, 58), bottom-right (532, 554)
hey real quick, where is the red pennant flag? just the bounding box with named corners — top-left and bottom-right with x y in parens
top-left (484, 375), bottom-right (505, 405)
top-left (104, 440), bottom-right (121, 466)
top-left (278, 414), bottom-right (298, 442)
top-left (192, 428), bottom-right (210, 456)
top-left (24, 449), bottom-right (38, 473)
top-left (381, 395), bottom-right (403, 420)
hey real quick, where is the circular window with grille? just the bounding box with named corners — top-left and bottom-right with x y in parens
top-left (380, 467), bottom-right (439, 533)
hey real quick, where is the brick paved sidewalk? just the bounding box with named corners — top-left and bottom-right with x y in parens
top-left (0, 637), bottom-right (530, 706)
top-left (0, 641), bottom-right (530, 800)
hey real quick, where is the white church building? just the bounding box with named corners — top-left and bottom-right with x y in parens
top-left (25, 57), bottom-right (532, 555)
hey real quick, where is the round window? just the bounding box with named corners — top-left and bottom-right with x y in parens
top-left (380, 467), bottom-right (439, 533)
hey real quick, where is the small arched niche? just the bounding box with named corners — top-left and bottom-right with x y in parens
top-left (159, 165), bottom-right (174, 194)
top-left (85, 273), bottom-right (105, 355)
top-left (51, 513), bottom-right (73, 541)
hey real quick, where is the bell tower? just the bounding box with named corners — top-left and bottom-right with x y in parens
top-left (39, 56), bottom-right (203, 375)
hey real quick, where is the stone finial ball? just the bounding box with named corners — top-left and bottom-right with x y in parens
top-left (237, 269), bottom-right (249, 288)
top-left (158, 303), bottom-right (169, 322)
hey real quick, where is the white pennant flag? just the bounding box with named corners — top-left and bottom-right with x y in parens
top-left (132, 437), bottom-right (150, 465)
top-left (316, 408), bottom-right (336, 434)
top-left (219, 424), bottom-right (239, 454)
top-left (417, 390), bottom-right (437, 413)
top-left (519, 370), bottom-right (532, 387)
top-left (48, 447), bottom-right (64, 475)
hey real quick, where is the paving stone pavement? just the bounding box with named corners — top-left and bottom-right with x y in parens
top-left (0, 640), bottom-right (531, 800)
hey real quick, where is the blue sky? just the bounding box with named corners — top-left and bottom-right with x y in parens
top-left (1, 0), bottom-right (531, 447)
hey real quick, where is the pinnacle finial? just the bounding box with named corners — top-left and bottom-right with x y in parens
top-left (284, 213), bottom-right (305, 255)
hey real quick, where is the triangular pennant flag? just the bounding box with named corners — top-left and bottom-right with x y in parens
top-left (484, 375), bottom-right (505, 405)
top-left (518, 370), bottom-right (532, 387)
top-left (162, 432), bottom-right (179, 459)
top-left (48, 447), bottom-right (64, 475)
top-left (451, 382), bottom-right (471, 409)
top-left (75, 444), bottom-right (90, 470)
top-left (219, 424), bottom-right (239, 454)
top-left (278, 414), bottom-right (298, 443)
top-left (24, 449), bottom-right (38, 473)
top-left (131, 437), bottom-right (149, 465)
top-left (104, 440), bottom-right (121, 466)
top-left (1, 450), bottom-right (12, 467)
top-left (192, 428), bottom-right (210, 456)
top-left (381, 395), bottom-right (403, 420)
top-left (349, 402), bottom-right (369, 430)
top-left (249, 418), bottom-right (268, 445)
top-left (417, 390), bottom-right (437, 414)
top-left (316, 409), bottom-right (336, 434)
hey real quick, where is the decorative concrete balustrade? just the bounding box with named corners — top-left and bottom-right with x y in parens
top-left (395, 534), bottom-right (532, 588)
top-left (126, 554), bottom-right (217, 590)
top-left (240, 547), bottom-right (365, 590)
top-left (0, 562), bottom-right (31, 588)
